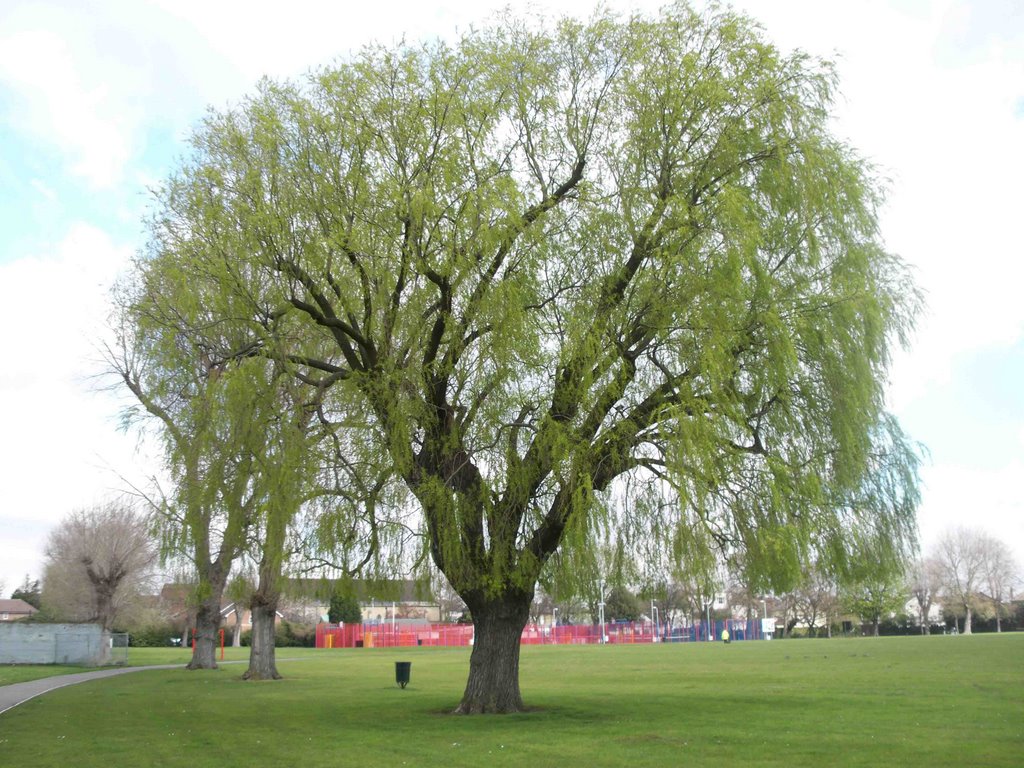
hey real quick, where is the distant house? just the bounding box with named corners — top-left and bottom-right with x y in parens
top-left (279, 577), bottom-right (441, 624)
top-left (0, 598), bottom-right (38, 621)
top-left (157, 577), bottom-right (441, 633)
top-left (220, 602), bottom-right (284, 632)
top-left (266, 577), bottom-right (439, 623)
top-left (352, 579), bottom-right (441, 623)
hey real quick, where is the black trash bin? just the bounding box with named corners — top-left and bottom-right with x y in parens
top-left (395, 661), bottom-right (412, 689)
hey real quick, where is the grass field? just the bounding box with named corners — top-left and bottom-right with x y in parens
top-left (0, 646), bottom-right (257, 685)
top-left (1, 635), bottom-right (1021, 766)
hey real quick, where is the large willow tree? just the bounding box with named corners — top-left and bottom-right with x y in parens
top-left (138, 4), bottom-right (920, 712)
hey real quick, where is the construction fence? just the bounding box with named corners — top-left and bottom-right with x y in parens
top-left (316, 618), bottom-right (768, 649)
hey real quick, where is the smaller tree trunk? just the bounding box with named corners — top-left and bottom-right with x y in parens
top-left (188, 593), bottom-right (223, 669)
top-left (96, 629), bottom-right (113, 666)
top-left (243, 597), bottom-right (281, 681)
top-left (232, 606), bottom-right (243, 648)
top-left (95, 588), bottom-right (117, 632)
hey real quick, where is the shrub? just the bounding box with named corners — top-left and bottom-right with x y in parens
top-left (239, 620), bottom-right (316, 647)
top-left (328, 594), bottom-right (362, 624)
top-left (125, 623), bottom-right (183, 647)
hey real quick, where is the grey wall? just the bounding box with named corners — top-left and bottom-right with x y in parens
top-left (0, 623), bottom-right (106, 665)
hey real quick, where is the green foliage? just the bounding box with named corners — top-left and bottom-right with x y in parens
top-left (129, 0), bottom-right (921, 687)
top-left (10, 574), bottom-right (42, 609)
top-left (20, 604), bottom-right (63, 623)
top-left (124, 623), bottom-right (183, 647)
top-left (604, 586), bottom-right (643, 622)
top-left (841, 567), bottom-right (907, 634)
top-left (239, 620), bottom-right (317, 648)
top-left (328, 593), bottom-right (363, 624)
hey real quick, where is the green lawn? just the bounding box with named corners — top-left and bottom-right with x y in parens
top-left (1, 635), bottom-right (1021, 766)
top-left (0, 645), bottom-right (274, 685)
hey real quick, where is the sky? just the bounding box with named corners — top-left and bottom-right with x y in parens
top-left (1, 0), bottom-right (1022, 594)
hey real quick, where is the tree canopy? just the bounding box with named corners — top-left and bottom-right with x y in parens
top-left (128, 2), bottom-right (920, 713)
top-left (328, 593), bottom-right (362, 624)
top-left (10, 575), bottom-right (42, 609)
top-left (42, 500), bottom-right (157, 631)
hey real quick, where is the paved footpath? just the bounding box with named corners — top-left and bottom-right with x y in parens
top-left (0, 658), bottom-right (310, 716)
top-left (0, 665), bottom-right (182, 716)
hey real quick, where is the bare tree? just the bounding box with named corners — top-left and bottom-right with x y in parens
top-left (777, 590), bottom-right (802, 638)
top-left (640, 577), bottom-right (693, 635)
top-left (980, 537), bottom-right (1018, 633)
top-left (664, 559), bottom-right (724, 633)
top-left (794, 565), bottom-right (839, 638)
top-left (907, 556), bottom-right (943, 634)
top-left (935, 528), bottom-right (988, 635)
top-left (43, 500), bottom-right (158, 631)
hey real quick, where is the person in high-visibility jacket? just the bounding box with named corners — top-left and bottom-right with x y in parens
top-left (721, 628), bottom-right (730, 644)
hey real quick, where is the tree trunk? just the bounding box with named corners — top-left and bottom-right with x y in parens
top-left (872, 616), bottom-right (880, 637)
top-left (96, 629), bottom-right (113, 666)
top-left (95, 586), bottom-right (117, 632)
top-left (454, 596), bottom-right (531, 714)
top-left (188, 591), bottom-right (223, 669)
top-left (243, 598), bottom-right (281, 680)
top-left (963, 606), bottom-right (973, 635)
top-left (232, 606), bottom-right (243, 648)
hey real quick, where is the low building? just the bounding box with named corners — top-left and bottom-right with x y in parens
top-left (0, 598), bottom-right (38, 621)
top-left (358, 579), bottom-right (441, 623)
top-left (291, 578), bottom-right (441, 623)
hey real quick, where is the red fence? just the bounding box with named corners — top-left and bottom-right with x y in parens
top-left (316, 619), bottom-right (764, 649)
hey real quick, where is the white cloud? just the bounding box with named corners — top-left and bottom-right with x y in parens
top-left (0, 223), bottom-right (157, 588)
top-left (29, 179), bottom-right (57, 203)
top-left (916, 461), bottom-right (1024, 564)
top-left (0, 23), bottom-right (137, 188)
